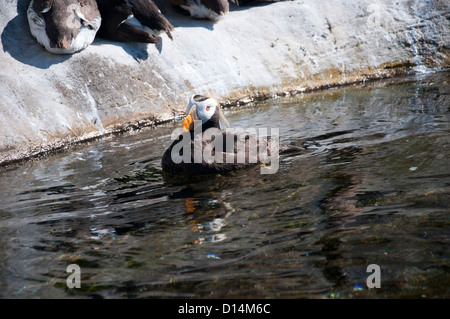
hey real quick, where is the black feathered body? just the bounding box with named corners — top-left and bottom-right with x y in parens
top-left (162, 129), bottom-right (279, 175)
top-left (96, 0), bottom-right (173, 43)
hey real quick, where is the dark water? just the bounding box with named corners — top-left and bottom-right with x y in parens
top-left (0, 72), bottom-right (448, 299)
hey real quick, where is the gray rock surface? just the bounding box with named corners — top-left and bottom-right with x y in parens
top-left (0, 0), bottom-right (449, 164)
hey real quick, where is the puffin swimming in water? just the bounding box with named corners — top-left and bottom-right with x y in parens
top-left (27, 0), bottom-right (101, 54)
top-left (162, 95), bottom-right (295, 175)
top-left (171, 0), bottom-right (231, 20)
top-left (96, 0), bottom-right (174, 43)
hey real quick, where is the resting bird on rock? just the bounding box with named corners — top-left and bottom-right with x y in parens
top-left (234, 0), bottom-right (281, 6)
top-left (96, 0), bottom-right (173, 43)
top-left (162, 95), bottom-right (298, 175)
top-left (171, 0), bottom-right (231, 20)
top-left (27, 0), bottom-right (101, 54)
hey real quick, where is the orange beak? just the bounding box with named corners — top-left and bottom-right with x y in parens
top-left (182, 114), bottom-right (194, 132)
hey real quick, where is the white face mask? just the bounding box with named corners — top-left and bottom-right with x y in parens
top-left (184, 95), bottom-right (230, 130)
top-left (196, 103), bottom-right (217, 123)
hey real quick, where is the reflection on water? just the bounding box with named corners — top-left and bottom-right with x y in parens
top-left (0, 72), bottom-right (448, 298)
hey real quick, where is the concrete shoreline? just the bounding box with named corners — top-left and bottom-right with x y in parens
top-left (1, 0), bottom-right (449, 166)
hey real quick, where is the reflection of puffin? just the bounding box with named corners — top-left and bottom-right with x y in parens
top-left (171, 0), bottom-right (230, 20)
top-left (96, 0), bottom-right (173, 43)
top-left (162, 95), bottom-right (296, 175)
top-left (27, 0), bottom-right (101, 54)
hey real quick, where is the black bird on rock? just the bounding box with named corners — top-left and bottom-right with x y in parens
top-left (96, 0), bottom-right (174, 43)
top-left (27, 0), bottom-right (101, 54)
top-left (170, 0), bottom-right (232, 20)
top-left (234, 0), bottom-right (282, 6)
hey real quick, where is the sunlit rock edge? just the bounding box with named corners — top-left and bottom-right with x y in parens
top-left (0, 0), bottom-right (448, 165)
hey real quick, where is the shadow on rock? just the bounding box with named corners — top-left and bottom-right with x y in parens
top-left (122, 41), bottom-right (153, 60)
top-left (168, 14), bottom-right (216, 31)
top-left (1, 0), bottom-right (71, 69)
top-left (91, 38), bottom-right (153, 61)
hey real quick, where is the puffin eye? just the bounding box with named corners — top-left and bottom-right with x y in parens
top-left (206, 105), bottom-right (211, 111)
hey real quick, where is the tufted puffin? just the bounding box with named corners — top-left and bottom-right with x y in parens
top-left (162, 95), bottom-right (294, 175)
top-left (27, 0), bottom-right (101, 54)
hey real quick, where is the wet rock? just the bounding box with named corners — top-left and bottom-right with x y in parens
top-left (0, 0), bottom-right (449, 164)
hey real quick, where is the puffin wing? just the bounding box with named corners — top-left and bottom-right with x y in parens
top-left (170, 0), bottom-right (228, 19)
top-left (117, 23), bottom-right (161, 43)
top-left (236, 0), bottom-right (280, 5)
top-left (162, 129), bottom-right (283, 175)
top-left (33, 0), bottom-right (53, 13)
top-left (96, 0), bottom-right (158, 43)
top-left (201, 0), bottom-right (229, 15)
top-left (127, 0), bottom-right (174, 40)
